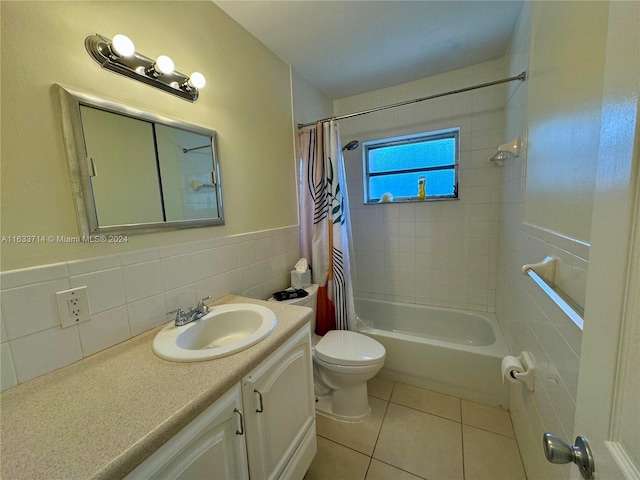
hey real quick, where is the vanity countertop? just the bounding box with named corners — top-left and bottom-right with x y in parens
top-left (0, 295), bottom-right (311, 480)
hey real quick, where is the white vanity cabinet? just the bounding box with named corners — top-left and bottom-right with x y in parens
top-left (126, 324), bottom-right (316, 480)
top-left (242, 323), bottom-right (316, 480)
top-left (125, 384), bottom-right (249, 480)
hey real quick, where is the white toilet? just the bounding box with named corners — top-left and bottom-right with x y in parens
top-left (269, 284), bottom-right (385, 422)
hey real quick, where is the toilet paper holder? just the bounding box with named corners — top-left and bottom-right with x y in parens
top-left (503, 352), bottom-right (536, 392)
top-left (512, 352), bottom-right (536, 392)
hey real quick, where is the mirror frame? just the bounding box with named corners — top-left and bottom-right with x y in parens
top-left (56, 84), bottom-right (224, 238)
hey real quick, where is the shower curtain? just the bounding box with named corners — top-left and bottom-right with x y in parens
top-left (298, 121), bottom-right (356, 335)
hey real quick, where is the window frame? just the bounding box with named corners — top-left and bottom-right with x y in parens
top-left (362, 127), bottom-right (460, 204)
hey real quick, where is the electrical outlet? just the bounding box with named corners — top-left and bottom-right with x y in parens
top-left (56, 287), bottom-right (91, 328)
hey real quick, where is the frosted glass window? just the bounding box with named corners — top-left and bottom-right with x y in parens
top-left (363, 129), bottom-right (459, 203)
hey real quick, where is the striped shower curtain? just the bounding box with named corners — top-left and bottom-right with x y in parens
top-left (298, 121), bottom-right (356, 335)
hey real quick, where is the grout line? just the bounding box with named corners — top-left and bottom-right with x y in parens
top-left (369, 381), bottom-right (432, 479)
top-left (370, 398), bottom-right (391, 457)
top-left (461, 416), bottom-right (466, 480)
top-left (321, 379), bottom-right (521, 479)
top-left (316, 436), bottom-right (372, 459)
top-left (362, 456), bottom-right (373, 480)
top-left (368, 381), bottom-right (394, 465)
top-left (462, 422), bottom-right (517, 440)
top-left (507, 412), bottom-right (528, 478)
top-left (388, 400), bottom-right (462, 424)
top-left (372, 458), bottom-right (430, 479)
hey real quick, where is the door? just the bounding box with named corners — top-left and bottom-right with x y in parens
top-left (242, 326), bottom-right (315, 480)
top-left (571, 2), bottom-right (640, 478)
top-left (125, 384), bottom-right (249, 480)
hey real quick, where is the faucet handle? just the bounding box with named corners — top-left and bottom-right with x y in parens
top-left (196, 296), bottom-right (212, 313)
top-left (168, 308), bottom-right (187, 325)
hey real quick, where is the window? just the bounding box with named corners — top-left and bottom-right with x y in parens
top-left (363, 128), bottom-right (459, 203)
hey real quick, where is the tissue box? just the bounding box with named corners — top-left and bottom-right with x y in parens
top-left (291, 270), bottom-right (311, 288)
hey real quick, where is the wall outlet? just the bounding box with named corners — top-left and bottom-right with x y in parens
top-left (56, 286), bottom-right (91, 328)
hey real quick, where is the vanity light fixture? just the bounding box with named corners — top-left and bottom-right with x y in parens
top-left (85, 33), bottom-right (205, 102)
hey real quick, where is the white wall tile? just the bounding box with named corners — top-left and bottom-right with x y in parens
top-left (127, 294), bottom-right (167, 337)
top-left (0, 310), bottom-right (7, 343)
top-left (215, 236), bottom-right (237, 247)
top-left (10, 326), bottom-right (83, 383)
top-left (255, 237), bottom-right (272, 262)
top-left (195, 277), bottom-right (217, 302)
top-left (270, 234), bottom-right (285, 257)
top-left (237, 240), bottom-right (257, 267)
top-left (165, 284), bottom-right (197, 313)
top-left (119, 248), bottom-right (159, 266)
top-left (1, 342), bottom-right (17, 391)
top-left (0, 226), bottom-right (297, 387)
top-left (283, 231), bottom-right (299, 253)
top-left (70, 268), bottom-right (126, 314)
top-left (0, 263), bottom-right (68, 289)
top-left (191, 248), bottom-right (218, 282)
top-left (240, 265), bottom-right (259, 291)
top-left (122, 261), bottom-right (163, 302)
top-left (161, 254), bottom-right (194, 291)
top-left (339, 59), bottom-right (505, 312)
top-left (189, 238), bottom-right (217, 252)
top-left (216, 244), bottom-right (239, 273)
top-left (78, 306), bottom-right (130, 357)
top-left (215, 270), bottom-right (242, 298)
top-left (67, 255), bottom-right (120, 276)
top-left (2, 278), bottom-right (70, 340)
top-left (159, 243), bottom-right (191, 258)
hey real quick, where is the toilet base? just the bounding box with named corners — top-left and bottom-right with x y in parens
top-left (315, 394), bottom-right (371, 422)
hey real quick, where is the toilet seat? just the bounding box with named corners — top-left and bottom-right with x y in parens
top-left (315, 330), bottom-right (385, 367)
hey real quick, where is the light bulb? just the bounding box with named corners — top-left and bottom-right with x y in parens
top-left (111, 34), bottom-right (135, 57)
top-left (155, 55), bottom-right (174, 74)
top-left (188, 72), bottom-right (206, 89)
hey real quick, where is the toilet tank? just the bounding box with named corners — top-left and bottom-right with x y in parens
top-left (268, 284), bottom-right (318, 333)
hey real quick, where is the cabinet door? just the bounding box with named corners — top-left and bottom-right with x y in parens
top-left (242, 325), bottom-right (315, 480)
top-left (125, 384), bottom-right (249, 480)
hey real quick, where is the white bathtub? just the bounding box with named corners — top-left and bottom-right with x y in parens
top-left (356, 298), bottom-right (509, 407)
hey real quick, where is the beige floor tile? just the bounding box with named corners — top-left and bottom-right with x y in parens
top-left (305, 437), bottom-right (370, 480)
top-left (391, 383), bottom-right (461, 422)
top-left (373, 403), bottom-right (463, 480)
top-left (461, 400), bottom-right (514, 438)
top-left (368, 376), bottom-right (395, 401)
top-left (316, 396), bottom-right (388, 455)
top-left (462, 425), bottom-right (526, 480)
top-left (365, 459), bottom-right (425, 480)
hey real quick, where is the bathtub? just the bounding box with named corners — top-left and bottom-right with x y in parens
top-left (356, 298), bottom-right (509, 407)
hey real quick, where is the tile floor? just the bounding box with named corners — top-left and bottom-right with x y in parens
top-left (305, 377), bottom-right (526, 480)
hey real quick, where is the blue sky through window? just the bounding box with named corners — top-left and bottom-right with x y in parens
top-left (365, 132), bottom-right (457, 201)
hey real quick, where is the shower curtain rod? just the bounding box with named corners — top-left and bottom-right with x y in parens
top-left (297, 71), bottom-right (527, 130)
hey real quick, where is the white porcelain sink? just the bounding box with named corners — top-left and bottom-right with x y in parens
top-left (152, 303), bottom-right (277, 362)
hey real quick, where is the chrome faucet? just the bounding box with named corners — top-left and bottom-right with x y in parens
top-left (169, 296), bottom-right (212, 326)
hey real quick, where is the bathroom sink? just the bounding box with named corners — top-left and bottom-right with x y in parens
top-left (152, 303), bottom-right (277, 362)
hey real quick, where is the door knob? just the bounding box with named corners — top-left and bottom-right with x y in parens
top-left (543, 433), bottom-right (595, 480)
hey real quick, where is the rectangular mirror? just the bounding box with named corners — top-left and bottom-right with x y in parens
top-left (56, 85), bottom-right (224, 238)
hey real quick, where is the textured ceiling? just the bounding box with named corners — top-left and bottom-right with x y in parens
top-left (215, 1), bottom-right (523, 99)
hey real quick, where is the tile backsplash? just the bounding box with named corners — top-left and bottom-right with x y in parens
top-left (0, 226), bottom-right (300, 391)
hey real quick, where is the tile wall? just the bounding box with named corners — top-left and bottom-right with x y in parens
top-left (335, 58), bottom-right (508, 312)
top-left (179, 148), bottom-right (220, 220)
top-left (495, 4), bottom-right (585, 479)
top-left (0, 226), bottom-right (300, 391)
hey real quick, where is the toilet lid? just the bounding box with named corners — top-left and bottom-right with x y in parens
top-left (315, 330), bottom-right (385, 366)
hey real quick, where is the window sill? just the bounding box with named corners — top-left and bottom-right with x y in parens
top-left (364, 196), bottom-right (459, 205)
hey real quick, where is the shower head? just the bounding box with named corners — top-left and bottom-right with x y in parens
top-left (342, 140), bottom-right (359, 152)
